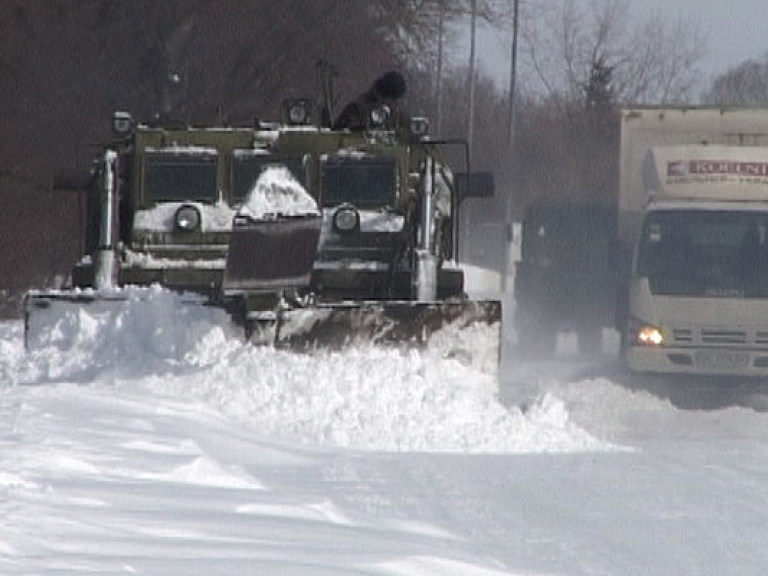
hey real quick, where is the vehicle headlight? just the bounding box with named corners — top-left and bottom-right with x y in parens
top-left (333, 206), bottom-right (359, 233)
top-left (282, 98), bottom-right (314, 125)
top-left (369, 105), bottom-right (391, 128)
top-left (288, 101), bottom-right (310, 124)
top-left (410, 116), bottom-right (429, 137)
top-left (632, 319), bottom-right (664, 346)
top-left (174, 204), bottom-right (201, 232)
top-left (112, 111), bottom-right (134, 135)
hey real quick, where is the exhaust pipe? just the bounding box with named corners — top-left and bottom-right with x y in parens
top-left (415, 156), bottom-right (438, 301)
top-left (94, 150), bottom-right (118, 290)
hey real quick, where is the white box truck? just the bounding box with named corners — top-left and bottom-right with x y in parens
top-left (620, 106), bottom-right (768, 376)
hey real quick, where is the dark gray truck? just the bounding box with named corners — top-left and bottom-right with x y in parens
top-left (514, 202), bottom-right (618, 357)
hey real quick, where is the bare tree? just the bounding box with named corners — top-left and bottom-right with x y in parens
top-left (520, 0), bottom-right (706, 105)
top-left (616, 12), bottom-right (705, 103)
top-left (703, 54), bottom-right (768, 106)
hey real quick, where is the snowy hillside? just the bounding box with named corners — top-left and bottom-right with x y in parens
top-left (3, 288), bottom-right (768, 574)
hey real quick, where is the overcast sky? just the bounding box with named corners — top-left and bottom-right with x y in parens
top-left (472, 0), bottom-right (768, 96)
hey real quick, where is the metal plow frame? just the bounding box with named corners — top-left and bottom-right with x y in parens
top-left (269, 298), bottom-right (502, 351)
top-left (22, 289), bottom-right (214, 351)
top-left (24, 291), bottom-right (126, 350)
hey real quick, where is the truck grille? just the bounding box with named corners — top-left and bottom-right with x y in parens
top-left (701, 330), bottom-right (747, 345)
top-left (672, 329), bottom-right (693, 343)
top-left (672, 327), bottom-right (764, 347)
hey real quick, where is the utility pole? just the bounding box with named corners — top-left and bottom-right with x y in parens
top-left (503, 0), bottom-right (520, 294)
top-left (467, 0), bottom-right (477, 158)
top-left (436, 1), bottom-right (445, 135)
top-left (507, 0), bottom-right (519, 150)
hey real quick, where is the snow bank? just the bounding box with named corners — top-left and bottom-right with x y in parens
top-left (6, 287), bottom-right (615, 454)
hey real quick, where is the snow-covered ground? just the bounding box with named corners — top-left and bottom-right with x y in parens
top-left (3, 288), bottom-right (768, 575)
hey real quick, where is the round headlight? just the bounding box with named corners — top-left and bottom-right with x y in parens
top-left (112, 111), bottom-right (134, 135)
top-left (369, 105), bottom-right (391, 127)
top-left (333, 206), bottom-right (359, 233)
top-left (289, 102), bottom-right (310, 125)
top-left (174, 204), bottom-right (201, 232)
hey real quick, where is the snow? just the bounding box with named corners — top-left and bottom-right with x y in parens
top-left (130, 165), bottom-right (322, 233)
top-left (238, 166), bottom-right (320, 220)
top-left (4, 287), bottom-right (768, 574)
top-left (133, 201), bottom-right (236, 233)
top-left (357, 210), bottom-right (405, 232)
top-left (316, 209), bottom-right (405, 251)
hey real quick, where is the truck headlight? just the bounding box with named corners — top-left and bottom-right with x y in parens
top-left (631, 318), bottom-right (664, 345)
top-left (281, 98), bottom-right (315, 125)
top-left (174, 204), bottom-right (201, 232)
top-left (369, 105), bottom-right (391, 128)
top-left (112, 111), bottom-right (134, 135)
top-left (333, 206), bottom-right (359, 233)
top-left (637, 326), bottom-right (664, 345)
top-left (410, 117), bottom-right (429, 137)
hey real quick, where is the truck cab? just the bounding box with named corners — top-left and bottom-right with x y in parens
top-left (514, 202), bottom-right (617, 356)
top-left (624, 144), bottom-right (768, 375)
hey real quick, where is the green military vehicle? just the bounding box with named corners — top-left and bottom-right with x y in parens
top-left (26, 94), bottom-right (500, 355)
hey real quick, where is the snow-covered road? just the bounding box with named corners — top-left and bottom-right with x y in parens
top-left (3, 289), bottom-right (768, 575)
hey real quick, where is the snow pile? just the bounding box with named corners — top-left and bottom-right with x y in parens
top-left (8, 291), bottom-right (768, 574)
top-left (9, 287), bottom-right (615, 454)
top-left (144, 343), bottom-right (610, 453)
top-left (238, 166), bottom-right (319, 220)
top-left (20, 285), bottom-right (238, 383)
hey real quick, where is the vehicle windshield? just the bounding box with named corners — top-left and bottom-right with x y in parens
top-left (232, 152), bottom-right (307, 201)
top-left (636, 209), bottom-right (768, 298)
top-left (144, 151), bottom-right (219, 203)
top-left (320, 156), bottom-right (397, 208)
top-left (522, 207), bottom-right (615, 271)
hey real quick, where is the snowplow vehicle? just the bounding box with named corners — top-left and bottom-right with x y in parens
top-left (25, 98), bottom-right (501, 360)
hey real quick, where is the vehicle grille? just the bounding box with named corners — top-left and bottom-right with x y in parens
top-left (672, 329), bottom-right (693, 343)
top-left (757, 332), bottom-right (768, 345)
top-left (701, 330), bottom-right (747, 345)
top-left (672, 327), bottom-right (767, 347)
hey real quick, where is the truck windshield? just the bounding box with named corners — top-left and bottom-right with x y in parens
top-left (320, 156), bottom-right (397, 208)
top-left (232, 152), bottom-right (307, 201)
top-left (637, 209), bottom-right (768, 298)
top-left (144, 151), bottom-right (218, 203)
top-left (522, 206), bottom-right (615, 271)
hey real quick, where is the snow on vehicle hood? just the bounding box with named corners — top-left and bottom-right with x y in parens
top-left (238, 166), bottom-right (319, 220)
top-left (133, 202), bottom-right (236, 233)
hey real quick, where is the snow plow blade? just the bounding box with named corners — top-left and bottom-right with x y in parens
top-left (274, 300), bottom-right (500, 346)
top-left (264, 299), bottom-right (502, 371)
top-left (24, 290), bottom-right (126, 350)
top-left (24, 290), bottom-right (501, 374)
top-left (22, 288), bottom-right (226, 352)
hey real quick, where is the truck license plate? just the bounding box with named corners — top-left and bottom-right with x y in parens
top-left (694, 351), bottom-right (750, 370)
